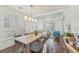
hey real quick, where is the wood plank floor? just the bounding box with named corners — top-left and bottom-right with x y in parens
top-left (0, 45), bottom-right (15, 53)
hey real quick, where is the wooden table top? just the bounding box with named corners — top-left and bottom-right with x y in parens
top-left (14, 33), bottom-right (45, 45)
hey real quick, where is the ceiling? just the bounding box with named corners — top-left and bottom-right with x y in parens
top-left (6, 5), bottom-right (69, 17)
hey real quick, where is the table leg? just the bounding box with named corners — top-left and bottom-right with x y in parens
top-left (18, 42), bottom-right (20, 53)
top-left (14, 41), bottom-right (20, 53)
top-left (27, 44), bottom-right (31, 53)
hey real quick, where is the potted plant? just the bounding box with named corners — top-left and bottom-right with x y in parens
top-left (64, 32), bottom-right (75, 45)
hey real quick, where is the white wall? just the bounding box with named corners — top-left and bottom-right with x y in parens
top-left (26, 18), bottom-right (37, 33)
top-left (0, 6), bottom-right (27, 50)
top-left (65, 6), bottom-right (79, 33)
top-left (36, 20), bottom-right (44, 31)
top-left (0, 6), bottom-right (27, 37)
top-left (36, 13), bottom-right (64, 35)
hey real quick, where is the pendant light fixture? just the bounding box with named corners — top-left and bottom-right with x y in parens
top-left (29, 5), bottom-right (32, 21)
top-left (29, 5), bottom-right (37, 22)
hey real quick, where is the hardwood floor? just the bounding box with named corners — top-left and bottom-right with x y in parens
top-left (60, 36), bottom-right (68, 53)
top-left (0, 45), bottom-right (15, 53)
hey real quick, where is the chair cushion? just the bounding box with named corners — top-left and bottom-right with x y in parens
top-left (31, 41), bottom-right (43, 52)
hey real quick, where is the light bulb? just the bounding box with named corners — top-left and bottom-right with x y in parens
top-left (24, 16), bottom-right (27, 20)
top-left (32, 18), bottom-right (35, 22)
top-left (35, 19), bottom-right (37, 22)
top-left (29, 17), bottom-right (32, 21)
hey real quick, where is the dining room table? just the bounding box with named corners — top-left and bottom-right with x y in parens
top-left (14, 32), bottom-right (46, 53)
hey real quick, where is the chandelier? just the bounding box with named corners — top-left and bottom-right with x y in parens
top-left (28, 5), bottom-right (37, 22)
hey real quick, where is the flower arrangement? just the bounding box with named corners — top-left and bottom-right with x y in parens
top-left (64, 32), bottom-right (74, 37)
top-left (34, 30), bottom-right (38, 35)
top-left (64, 32), bottom-right (75, 45)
